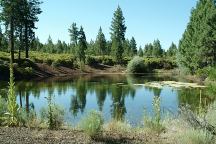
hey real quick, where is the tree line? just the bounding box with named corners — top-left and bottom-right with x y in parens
top-left (0, 3), bottom-right (177, 65)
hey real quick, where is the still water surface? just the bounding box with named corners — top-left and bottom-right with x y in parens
top-left (1, 74), bottom-right (212, 126)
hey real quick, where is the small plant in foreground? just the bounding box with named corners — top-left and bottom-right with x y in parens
top-left (144, 96), bottom-right (165, 134)
top-left (40, 95), bottom-right (65, 129)
top-left (79, 110), bottom-right (104, 138)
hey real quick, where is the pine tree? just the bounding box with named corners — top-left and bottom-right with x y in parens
top-left (23, 0), bottom-right (42, 59)
top-left (152, 39), bottom-right (163, 57)
top-left (0, 0), bottom-right (20, 62)
top-left (167, 42), bottom-right (177, 57)
top-left (110, 6), bottom-right (127, 63)
top-left (144, 43), bottom-right (153, 57)
top-left (68, 23), bottom-right (79, 46)
top-left (95, 27), bottom-right (106, 56)
top-left (123, 39), bottom-right (131, 57)
top-left (130, 37), bottom-right (137, 56)
top-left (179, 0), bottom-right (216, 74)
top-left (77, 26), bottom-right (87, 62)
top-left (138, 46), bottom-right (144, 57)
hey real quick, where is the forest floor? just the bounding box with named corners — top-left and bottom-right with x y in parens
top-left (0, 127), bottom-right (168, 144)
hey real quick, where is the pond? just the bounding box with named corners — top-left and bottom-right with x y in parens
top-left (0, 74), bottom-right (214, 126)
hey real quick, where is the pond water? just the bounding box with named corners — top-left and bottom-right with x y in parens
top-left (0, 74), bottom-right (214, 126)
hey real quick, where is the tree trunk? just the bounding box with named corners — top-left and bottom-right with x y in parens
top-left (18, 28), bottom-right (23, 60)
top-left (24, 24), bottom-right (29, 59)
top-left (26, 91), bottom-right (29, 113)
top-left (10, 18), bottom-right (15, 63)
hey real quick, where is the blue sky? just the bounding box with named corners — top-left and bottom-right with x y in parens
top-left (35, 0), bottom-right (198, 50)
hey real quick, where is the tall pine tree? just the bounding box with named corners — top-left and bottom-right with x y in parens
top-left (77, 26), bottom-right (87, 62)
top-left (110, 6), bottom-right (127, 63)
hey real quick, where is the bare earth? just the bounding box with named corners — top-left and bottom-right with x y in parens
top-left (0, 127), bottom-right (166, 144)
top-left (34, 63), bottom-right (126, 78)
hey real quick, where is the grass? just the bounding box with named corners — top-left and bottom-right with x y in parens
top-left (176, 129), bottom-right (214, 144)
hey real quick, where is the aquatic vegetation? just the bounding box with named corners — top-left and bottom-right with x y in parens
top-left (144, 81), bottom-right (206, 89)
top-left (79, 110), bottom-right (104, 138)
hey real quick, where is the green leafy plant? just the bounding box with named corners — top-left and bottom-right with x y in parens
top-left (79, 110), bottom-right (104, 138)
top-left (3, 62), bottom-right (20, 126)
top-left (40, 95), bottom-right (65, 130)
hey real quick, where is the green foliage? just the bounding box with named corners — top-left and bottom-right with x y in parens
top-left (68, 23), bottom-right (79, 46)
top-left (85, 55), bottom-right (115, 66)
top-left (95, 27), bottom-right (107, 56)
top-left (130, 37), bottom-right (137, 56)
top-left (178, 0), bottom-right (216, 74)
top-left (127, 56), bottom-right (146, 73)
top-left (77, 26), bottom-right (87, 63)
top-left (79, 110), bottom-right (104, 138)
top-left (3, 62), bottom-right (20, 126)
top-left (110, 6), bottom-right (127, 64)
top-left (177, 129), bottom-right (214, 144)
top-left (144, 96), bottom-right (165, 134)
top-left (138, 46), bottom-right (144, 57)
top-left (40, 95), bottom-right (65, 130)
top-left (166, 42), bottom-right (177, 57)
top-left (143, 40), bottom-right (164, 57)
top-left (0, 96), bottom-right (7, 125)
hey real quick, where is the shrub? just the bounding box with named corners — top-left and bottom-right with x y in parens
top-left (127, 56), bottom-right (146, 73)
top-left (85, 56), bottom-right (98, 66)
top-left (40, 95), bottom-right (65, 130)
top-left (79, 110), bottom-right (104, 138)
top-left (105, 120), bottom-right (131, 133)
top-left (176, 129), bottom-right (214, 144)
top-left (18, 109), bottom-right (39, 128)
top-left (102, 56), bottom-right (114, 66)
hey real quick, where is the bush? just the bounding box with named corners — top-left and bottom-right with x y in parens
top-left (102, 56), bottom-right (114, 66)
top-left (51, 59), bottom-right (74, 68)
top-left (85, 56), bottom-right (99, 66)
top-left (127, 56), bottom-right (146, 73)
top-left (105, 120), bottom-right (131, 133)
top-left (176, 129), bottom-right (214, 144)
top-left (79, 110), bottom-right (104, 138)
top-left (40, 105), bottom-right (65, 129)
